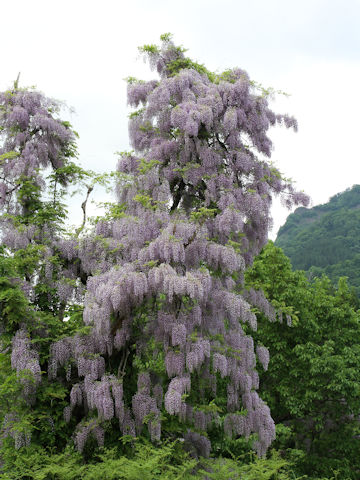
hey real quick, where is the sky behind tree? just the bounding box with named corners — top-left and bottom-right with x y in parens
top-left (1, 0), bottom-right (359, 237)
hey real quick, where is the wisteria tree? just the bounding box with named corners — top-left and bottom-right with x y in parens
top-left (0, 78), bottom-right (99, 452)
top-left (0, 35), bottom-right (308, 461)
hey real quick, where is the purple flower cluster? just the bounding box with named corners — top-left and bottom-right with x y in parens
top-left (184, 430), bottom-right (211, 458)
top-left (0, 89), bottom-right (76, 216)
top-left (256, 345), bottom-right (270, 371)
top-left (2, 413), bottom-right (31, 450)
top-left (74, 420), bottom-right (104, 453)
top-left (11, 329), bottom-right (41, 404)
top-left (165, 376), bottom-right (190, 415)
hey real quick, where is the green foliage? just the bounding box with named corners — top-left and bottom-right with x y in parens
top-left (245, 241), bottom-right (360, 479)
top-left (160, 32), bottom-right (173, 42)
top-left (0, 438), bottom-right (306, 480)
top-left (166, 56), bottom-right (212, 79)
top-left (137, 158), bottom-right (162, 174)
top-left (132, 337), bottom-right (165, 376)
top-left (0, 150), bottom-right (20, 163)
top-left (190, 207), bottom-right (219, 223)
top-left (0, 247), bottom-right (35, 334)
top-left (91, 201), bottom-right (127, 223)
top-left (200, 450), bottom-right (294, 480)
top-left (138, 34), bottom-right (216, 82)
top-left (138, 43), bottom-right (161, 55)
top-left (133, 192), bottom-right (166, 211)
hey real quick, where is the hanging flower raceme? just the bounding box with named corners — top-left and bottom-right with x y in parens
top-left (11, 329), bottom-right (41, 404)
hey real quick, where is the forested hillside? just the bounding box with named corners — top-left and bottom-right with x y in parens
top-left (276, 185), bottom-right (360, 295)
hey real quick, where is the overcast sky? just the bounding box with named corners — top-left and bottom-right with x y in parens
top-left (2, 0), bottom-right (360, 238)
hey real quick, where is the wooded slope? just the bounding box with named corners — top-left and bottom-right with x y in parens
top-left (276, 184), bottom-right (360, 295)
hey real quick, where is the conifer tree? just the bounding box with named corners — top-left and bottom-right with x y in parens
top-left (0, 35), bottom-right (308, 458)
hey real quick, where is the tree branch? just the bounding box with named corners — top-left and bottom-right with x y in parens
top-left (118, 348), bottom-right (130, 378)
top-left (170, 179), bottom-right (185, 212)
top-left (216, 133), bottom-right (228, 153)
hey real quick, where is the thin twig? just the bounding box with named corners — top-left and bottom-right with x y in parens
top-left (75, 185), bottom-right (93, 237)
top-left (118, 348), bottom-right (130, 378)
top-left (13, 72), bottom-right (21, 91)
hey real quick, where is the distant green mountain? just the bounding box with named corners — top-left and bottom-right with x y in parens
top-left (275, 185), bottom-right (360, 295)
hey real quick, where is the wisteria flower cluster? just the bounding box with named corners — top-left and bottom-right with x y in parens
top-left (0, 88), bottom-right (76, 212)
top-left (11, 329), bottom-right (41, 405)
